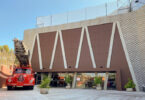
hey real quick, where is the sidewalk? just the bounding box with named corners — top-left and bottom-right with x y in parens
top-left (0, 86), bottom-right (145, 100)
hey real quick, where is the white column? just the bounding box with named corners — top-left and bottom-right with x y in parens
top-left (29, 34), bottom-right (37, 65)
top-left (59, 30), bottom-right (67, 69)
top-left (106, 22), bottom-right (116, 68)
top-left (85, 27), bottom-right (96, 68)
top-left (37, 34), bottom-right (43, 70)
top-left (104, 22), bottom-right (116, 90)
top-left (75, 27), bottom-right (85, 69)
top-left (48, 73), bottom-right (52, 78)
top-left (72, 72), bottom-right (77, 88)
top-left (104, 72), bottom-right (109, 90)
top-left (49, 31), bottom-right (59, 69)
top-left (41, 73), bottom-right (44, 81)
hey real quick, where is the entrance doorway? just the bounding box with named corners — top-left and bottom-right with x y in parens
top-left (35, 72), bottom-right (41, 85)
top-left (107, 73), bottom-right (116, 90)
top-left (50, 73), bottom-right (73, 87)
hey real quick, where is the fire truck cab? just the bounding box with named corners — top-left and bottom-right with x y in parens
top-left (6, 67), bottom-right (35, 90)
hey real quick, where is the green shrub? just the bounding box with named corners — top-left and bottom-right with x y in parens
top-left (65, 75), bottom-right (72, 84)
top-left (94, 76), bottom-right (102, 85)
top-left (124, 79), bottom-right (135, 89)
top-left (43, 75), bottom-right (48, 81)
top-left (39, 76), bottom-right (51, 88)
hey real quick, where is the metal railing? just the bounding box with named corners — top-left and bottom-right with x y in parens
top-left (36, 0), bottom-right (145, 27)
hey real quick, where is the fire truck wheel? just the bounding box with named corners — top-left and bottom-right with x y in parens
top-left (7, 86), bottom-right (13, 90)
top-left (29, 86), bottom-right (34, 90)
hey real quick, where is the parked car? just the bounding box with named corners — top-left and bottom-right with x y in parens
top-left (6, 67), bottom-right (35, 90)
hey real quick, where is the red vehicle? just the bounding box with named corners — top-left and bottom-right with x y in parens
top-left (6, 67), bottom-right (35, 90)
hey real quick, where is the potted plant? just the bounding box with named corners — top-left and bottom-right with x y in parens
top-left (65, 75), bottom-right (72, 89)
top-left (124, 79), bottom-right (135, 92)
top-left (94, 76), bottom-right (102, 90)
top-left (39, 76), bottom-right (51, 94)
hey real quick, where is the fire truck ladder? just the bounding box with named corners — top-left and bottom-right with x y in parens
top-left (13, 39), bottom-right (30, 66)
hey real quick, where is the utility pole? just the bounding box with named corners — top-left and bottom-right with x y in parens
top-left (129, 0), bottom-right (132, 12)
top-left (129, 0), bottom-right (135, 12)
top-left (105, 3), bottom-right (107, 16)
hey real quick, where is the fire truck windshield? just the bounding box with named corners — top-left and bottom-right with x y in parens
top-left (15, 69), bottom-right (31, 74)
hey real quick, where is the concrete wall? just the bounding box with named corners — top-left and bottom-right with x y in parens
top-left (23, 5), bottom-right (145, 91)
top-left (120, 6), bottom-right (145, 91)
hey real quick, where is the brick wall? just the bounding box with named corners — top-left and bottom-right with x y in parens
top-left (120, 6), bottom-right (145, 90)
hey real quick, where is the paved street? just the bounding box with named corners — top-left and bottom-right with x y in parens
top-left (0, 86), bottom-right (145, 100)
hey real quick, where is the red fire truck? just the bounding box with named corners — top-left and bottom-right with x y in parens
top-left (6, 67), bottom-right (35, 90)
top-left (6, 39), bottom-right (35, 90)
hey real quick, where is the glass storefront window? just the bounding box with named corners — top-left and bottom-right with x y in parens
top-left (107, 73), bottom-right (116, 90)
top-left (76, 73), bottom-right (111, 89)
top-left (50, 73), bottom-right (74, 87)
top-left (42, 72), bottom-right (117, 90)
top-left (76, 73), bottom-right (96, 88)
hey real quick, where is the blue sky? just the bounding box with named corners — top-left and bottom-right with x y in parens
top-left (0, 0), bottom-right (116, 49)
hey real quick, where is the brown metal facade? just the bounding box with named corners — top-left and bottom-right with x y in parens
top-left (31, 23), bottom-right (132, 90)
top-left (110, 26), bottom-right (132, 89)
top-left (88, 23), bottom-right (112, 68)
top-left (78, 30), bottom-right (94, 70)
top-left (62, 28), bottom-right (82, 70)
top-left (31, 38), bottom-right (40, 72)
top-left (39, 32), bottom-right (56, 71)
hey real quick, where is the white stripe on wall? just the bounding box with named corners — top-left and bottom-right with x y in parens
top-left (59, 30), bottom-right (67, 69)
top-left (75, 27), bottom-right (85, 69)
top-left (116, 21), bottom-right (139, 91)
top-left (104, 22), bottom-right (116, 90)
top-left (106, 22), bottom-right (116, 68)
top-left (49, 31), bottom-right (59, 69)
top-left (29, 34), bottom-right (37, 64)
top-left (37, 34), bottom-right (43, 70)
top-left (85, 27), bottom-right (96, 68)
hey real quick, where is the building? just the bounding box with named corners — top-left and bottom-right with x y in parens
top-left (0, 50), bottom-right (15, 88)
top-left (23, 5), bottom-right (145, 91)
